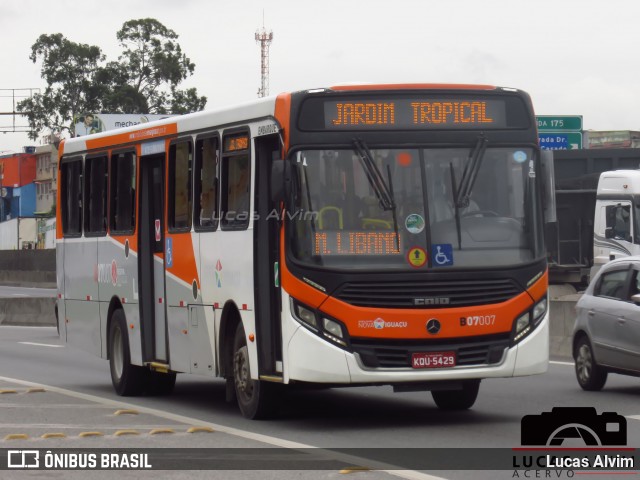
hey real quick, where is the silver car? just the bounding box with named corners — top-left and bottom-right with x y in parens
top-left (573, 256), bottom-right (640, 390)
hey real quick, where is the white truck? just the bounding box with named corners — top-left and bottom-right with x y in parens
top-left (592, 170), bottom-right (640, 277)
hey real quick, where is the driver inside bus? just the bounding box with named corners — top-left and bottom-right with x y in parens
top-left (227, 156), bottom-right (250, 216)
top-left (431, 180), bottom-right (479, 222)
top-left (200, 186), bottom-right (216, 226)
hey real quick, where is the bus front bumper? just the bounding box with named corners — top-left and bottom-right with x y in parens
top-left (284, 308), bottom-right (549, 385)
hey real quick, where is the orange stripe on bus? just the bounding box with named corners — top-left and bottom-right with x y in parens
top-left (330, 84), bottom-right (497, 91)
top-left (165, 233), bottom-right (199, 290)
top-left (274, 93), bottom-right (292, 150)
top-left (279, 225), bottom-right (328, 308)
top-left (527, 270), bottom-right (548, 303)
top-left (320, 290), bottom-right (532, 340)
top-left (111, 235), bottom-right (138, 254)
top-left (85, 123), bottom-right (178, 150)
top-left (55, 143), bottom-right (64, 239)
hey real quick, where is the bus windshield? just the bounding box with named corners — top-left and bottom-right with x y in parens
top-left (288, 146), bottom-right (543, 270)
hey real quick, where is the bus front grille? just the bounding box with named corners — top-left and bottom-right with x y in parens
top-left (350, 335), bottom-right (511, 369)
top-left (335, 278), bottom-right (521, 308)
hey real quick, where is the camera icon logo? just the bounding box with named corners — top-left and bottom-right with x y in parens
top-left (7, 450), bottom-right (40, 469)
top-left (521, 407), bottom-right (627, 446)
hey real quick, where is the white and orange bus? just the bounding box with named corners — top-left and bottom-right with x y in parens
top-left (56, 84), bottom-right (549, 418)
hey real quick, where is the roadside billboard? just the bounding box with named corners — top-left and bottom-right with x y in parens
top-left (73, 114), bottom-right (175, 137)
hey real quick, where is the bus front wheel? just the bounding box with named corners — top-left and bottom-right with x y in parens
top-left (109, 309), bottom-right (148, 396)
top-left (431, 380), bottom-right (480, 410)
top-left (232, 323), bottom-right (279, 419)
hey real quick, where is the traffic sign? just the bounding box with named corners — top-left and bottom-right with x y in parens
top-left (536, 115), bottom-right (582, 132)
top-left (538, 132), bottom-right (583, 150)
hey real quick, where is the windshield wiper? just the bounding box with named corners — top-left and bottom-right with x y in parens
top-left (449, 162), bottom-right (462, 250)
top-left (456, 135), bottom-right (488, 209)
top-left (352, 139), bottom-right (399, 250)
top-left (353, 139), bottom-right (394, 211)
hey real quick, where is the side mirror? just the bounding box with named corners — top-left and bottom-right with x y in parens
top-left (631, 293), bottom-right (640, 305)
top-left (270, 159), bottom-right (290, 204)
top-left (605, 227), bottom-right (615, 239)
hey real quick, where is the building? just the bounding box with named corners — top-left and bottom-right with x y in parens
top-left (585, 130), bottom-right (640, 149)
top-left (34, 144), bottom-right (58, 216)
top-left (0, 150), bottom-right (37, 222)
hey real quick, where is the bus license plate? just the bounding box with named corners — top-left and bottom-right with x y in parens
top-left (411, 352), bottom-right (456, 369)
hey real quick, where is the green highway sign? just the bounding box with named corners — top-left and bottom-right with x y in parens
top-left (536, 115), bottom-right (582, 131)
top-left (538, 132), bottom-right (583, 150)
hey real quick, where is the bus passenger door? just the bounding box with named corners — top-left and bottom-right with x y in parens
top-left (138, 153), bottom-right (168, 363)
top-left (253, 131), bottom-right (283, 377)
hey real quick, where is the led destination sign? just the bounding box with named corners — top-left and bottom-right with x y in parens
top-left (314, 231), bottom-right (401, 256)
top-left (323, 98), bottom-right (507, 130)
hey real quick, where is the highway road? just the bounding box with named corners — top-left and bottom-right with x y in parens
top-left (0, 286), bottom-right (56, 298)
top-left (0, 326), bottom-right (639, 480)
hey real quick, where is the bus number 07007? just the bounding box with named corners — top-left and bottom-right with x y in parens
top-left (460, 315), bottom-right (496, 327)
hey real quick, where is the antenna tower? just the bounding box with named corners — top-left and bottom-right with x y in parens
top-left (255, 13), bottom-right (273, 98)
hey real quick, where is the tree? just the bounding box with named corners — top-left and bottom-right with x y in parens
top-left (17, 19), bottom-right (206, 140)
top-left (17, 33), bottom-right (106, 140)
top-left (109, 19), bottom-right (206, 114)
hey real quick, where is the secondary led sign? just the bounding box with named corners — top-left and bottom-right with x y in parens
top-left (314, 231), bottom-right (401, 256)
top-left (224, 135), bottom-right (249, 152)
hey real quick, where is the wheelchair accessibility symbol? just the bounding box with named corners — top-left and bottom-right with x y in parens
top-left (432, 244), bottom-right (453, 267)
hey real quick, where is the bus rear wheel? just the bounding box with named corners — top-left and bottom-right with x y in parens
top-left (431, 380), bottom-right (480, 410)
top-left (109, 309), bottom-right (148, 396)
top-left (233, 323), bottom-right (279, 419)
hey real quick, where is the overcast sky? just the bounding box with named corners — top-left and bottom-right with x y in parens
top-left (1, 0), bottom-right (637, 153)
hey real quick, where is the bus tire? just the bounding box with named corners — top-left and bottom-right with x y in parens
top-left (431, 379), bottom-right (480, 410)
top-left (147, 371), bottom-right (177, 396)
top-left (233, 323), bottom-right (279, 419)
top-left (108, 309), bottom-right (148, 396)
top-left (54, 303), bottom-right (59, 337)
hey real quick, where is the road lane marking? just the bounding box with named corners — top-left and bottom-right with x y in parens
top-left (18, 342), bottom-right (64, 348)
top-left (0, 374), bottom-right (447, 480)
top-left (550, 360), bottom-right (573, 366)
top-left (0, 424), bottom-right (188, 429)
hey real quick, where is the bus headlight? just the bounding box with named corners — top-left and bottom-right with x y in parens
top-left (511, 296), bottom-right (547, 345)
top-left (290, 298), bottom-right (349, 348)
top-left (532, 297), bottom-right (547, 326)
top-left (291, 299), bottom-right (318, 330)
top-left (513, 312), bottom-right (531, 343)
top-left (321, 318), bottom-right (347, 346)
top-left (323, 317), bottom-right (343, 336)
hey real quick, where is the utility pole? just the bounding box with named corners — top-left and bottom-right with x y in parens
top-left (255, 12), bottom-right (273, 98)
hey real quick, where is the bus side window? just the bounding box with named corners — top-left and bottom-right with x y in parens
top-left (61, 158), bottom-right (83, 236)
top-left (84, 155), bottom-right (108, 235)
top-left (110, 151), bottom-right (136, 234)
top-left (221, 132), bottom-right (251, 231)
top-left (168, 141), bottom-right (193, 231)
top-left (194, 136), bottom-right (219, 230)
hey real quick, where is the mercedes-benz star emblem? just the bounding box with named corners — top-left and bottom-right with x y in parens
top-left (426, 319), bottom-right (441, 335)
